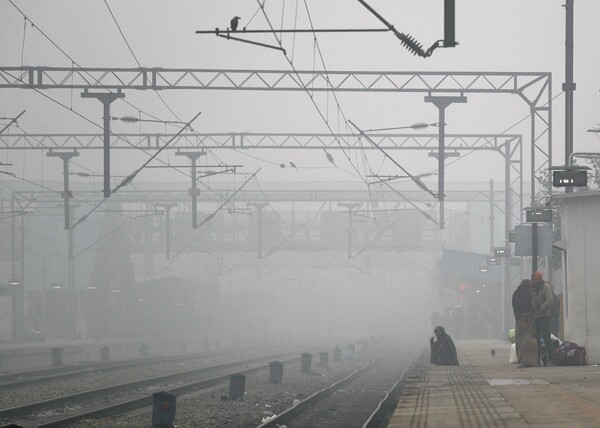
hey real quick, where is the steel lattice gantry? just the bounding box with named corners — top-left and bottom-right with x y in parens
top-left (0, 67), bottom-right (549, 202)
top-left (0, 131), bottom-right (523, 224)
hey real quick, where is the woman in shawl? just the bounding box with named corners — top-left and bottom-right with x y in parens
top-left (430, 325), bottom-right (459, 366)
top-left (512, 279), bottom-right (538, 367)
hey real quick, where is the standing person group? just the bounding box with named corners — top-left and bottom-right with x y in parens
top-left (532, 271), bottom-right (554, 365)
top-left (511, 271), bottom-right (554, 367)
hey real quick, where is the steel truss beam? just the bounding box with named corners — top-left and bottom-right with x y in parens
top-left (14, 188), bottom-right (507, 204)
top-left (0, 67), bottom-right (548, 94)
top-left (0, 66), bottom-right (551, 200)
top-left (0, 131), bottom-right (523, 221)
top-left (0, 132), bottom-right (517, 151)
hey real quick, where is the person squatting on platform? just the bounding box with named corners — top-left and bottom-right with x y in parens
top-left (430, 325), bottom-right (459, 366)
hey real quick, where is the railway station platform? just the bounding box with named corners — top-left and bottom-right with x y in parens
top-left (389, 339), bottom-right (600, 427)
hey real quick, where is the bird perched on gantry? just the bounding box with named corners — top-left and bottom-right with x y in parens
top-left (230, 16), bottom-right (241, 32)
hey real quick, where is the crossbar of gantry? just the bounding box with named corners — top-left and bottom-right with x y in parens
top-left (0, 66), bottom-right (550, 203)
top-left (12, 188), bottom-right (508, 205)
top-left (0, 132), bottom-right (517, 151)
top-left (0, 132), bottom-right (523, 224)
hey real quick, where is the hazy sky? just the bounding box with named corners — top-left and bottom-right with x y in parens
top-left (1, 0), bottom-right (599, 187)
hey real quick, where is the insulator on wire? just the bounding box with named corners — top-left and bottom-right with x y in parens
top-left (120, 116), bottom-right (139, 123)
top-left (397, 33), bottom-right (426, 57)
top-left (410, 122), bottom-right (429, 130)
top-left (117, 172), bottom-right (136, 189)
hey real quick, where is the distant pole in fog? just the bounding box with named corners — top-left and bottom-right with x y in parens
top-left (47, 151), bottom-right (79, 296)
top-left (338, 202), bottom-right (360, 259)
top-left (175, 151), bottom-right (207, 229)
top-left (157, 203), bottom-right (177, 259)
top-left (489, 179), bottom-right (494, 254)
top-left (248, 202), bottom-right (268, 258)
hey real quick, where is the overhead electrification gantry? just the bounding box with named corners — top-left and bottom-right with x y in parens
top-left (0, 131), bottom-right (524, 227)
top-left (0, 66), bottom-right (550, 207)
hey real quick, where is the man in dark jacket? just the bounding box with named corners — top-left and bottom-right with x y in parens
top-left (532, 271), bottom-right (554, 366)
top-left (430, 325), bottom-right (459, 366)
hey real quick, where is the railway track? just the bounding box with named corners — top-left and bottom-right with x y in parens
top-left (0, 351), bottom-right (301, 427)
top-left (0, 350), bottom-right (227, 390)
top-left (257, 351), bottom-right (416, 428)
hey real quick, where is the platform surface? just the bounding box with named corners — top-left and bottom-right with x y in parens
top-left (388, 339), bottom-right (600, 427)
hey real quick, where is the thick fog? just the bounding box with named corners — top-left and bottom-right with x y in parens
top-left (0, 1), bottom-right (598, 351)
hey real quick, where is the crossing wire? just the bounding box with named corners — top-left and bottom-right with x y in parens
top-left (255, 0), bottom-right (367, 185)
top-left (7, 0), bottom-right (177, 127)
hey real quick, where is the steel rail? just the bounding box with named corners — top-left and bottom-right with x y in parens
top-left (0, 350), bottom-right (227, 390)
top-left (35, 356), bottom-right (301, 428)
top-left (257, 355), bottom-right (386, 428)
top-left (0, 351), bottom-right (299, 422)
top-left (362, 354), bottom-right (418, 428)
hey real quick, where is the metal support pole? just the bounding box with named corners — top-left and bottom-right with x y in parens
top-left (9, 191), bottom-right (26, 342)
top-left (425, 95), bottom-right (467, 228)
top-left (17, 212), bottom-right (24, 341)
top-left (502, 143), bottom-right (513, 337)
top-left (564, 0), bottom-right (575, 193)
top-left (532, 222), bottom-right (538, 273)
top-left (47, 151), bottom-right (79, 230)
top-left (338, 203), bottom-right (360, 259)
top-left (175, 151), bottom-right (206, 229)
top-left (80, 89), bottom-right (125, 198)
top-left (248, 202), bottom-right (268, 258)
top-left (47, 151), bottom-right (79, 292)
top-left (489, 179), bottom-right (495, 253)
top-left (157, 203), bottom-right (176, 259)
top-left (530, 108), bottom-right (536, 206)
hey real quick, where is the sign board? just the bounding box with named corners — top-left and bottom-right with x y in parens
top-left (553, 170), bottom-right (587, 187)
top-left (486, 257), bottom-right (499, 266)
top-left (508, 231), bottom-right (516, 242)
top-left (494, 247), bottom-right (511, 258)
top-left (526, 208), bottom-right (552, 223)
top-left (514, 224), bottom-right (553, 257)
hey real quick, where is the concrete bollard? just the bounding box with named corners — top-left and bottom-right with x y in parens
top-left (100, 346), bottom-right (110, 362)
top-left (228, 373), bottom-right (245, 400)
top-left (269, 361), bottom-right (283, 383)
top-left (51, 348), bottom-right (63, 366)
top-left (152, 391), bottom-right (176, 428)
top-left (344, 344), bottom-right (355, 361)
top-left (333, 346), bottom-right (342, 362)
top-left (300, 353), bottom-right (312, 373)
top-left (319, 352), bottom-right (329, 366)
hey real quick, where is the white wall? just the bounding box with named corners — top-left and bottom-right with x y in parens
top-left (562, 193), bottom-right (600, 363)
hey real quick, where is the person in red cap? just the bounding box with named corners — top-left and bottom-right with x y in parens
top-left (531, 271), bottom-right (554, 366)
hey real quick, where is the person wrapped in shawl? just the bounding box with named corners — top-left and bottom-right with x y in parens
top-left (512, 279), bottom-right (538, 367)
top-left (430, 325), bottom-right (459, 366)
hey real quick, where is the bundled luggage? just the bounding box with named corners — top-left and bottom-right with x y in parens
top-left (554, 341), bottom-right (587, 366)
